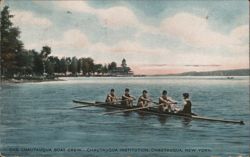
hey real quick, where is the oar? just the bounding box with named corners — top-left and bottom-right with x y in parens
top-left (71, 100), bottom-right (95, 109)
top-left (72, 100), bottom-right (95, 105)
top-left (151, 101), bottom-right (159, 105)
top-left (71, 100), bottom-right (127, 109)
top-left (102, 106), bottom-right (151, 115)
top-left (71, 105), bottom-right (91, 109)
top-left (71, 102), bottom-right (108, 109)
top-left (102, 101), bottom-right (158, 115)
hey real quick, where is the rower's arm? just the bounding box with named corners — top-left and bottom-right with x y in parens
top-left (106, 94), bottom-right (111, 99)
top-left (123, 95), bottom-right (132, 100)
top-left (140, 97), bottom-right (151, 102)
top-left (159, 97), bottom-right (168, 104)
top-left (130, 95), bottom-right (136, 100)
top-left (129, 95), bottom-right (136, 100)
top-left (114, 95), bottom-right (120, 100)
top-left (167, 97), bottom-right (177, 104)
top-left (117, 96), bottom-right (123, 100)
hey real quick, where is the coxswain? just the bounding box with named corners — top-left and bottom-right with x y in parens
top-left (137, 90), bottom-right (151, 107)
top-left (178, 93), bottom-right (192, 114)
top-left (158, 90), bottom-right (178, 112)
top-left (121, 88), bottom-right (135, 107)
top-left (105, 89), bottom-right (118, 104)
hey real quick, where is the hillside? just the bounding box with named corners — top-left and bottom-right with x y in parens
top-left (168, 69), bottom-right (250, 76)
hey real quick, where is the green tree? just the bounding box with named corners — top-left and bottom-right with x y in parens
top-left (65, 57), bottom-right (71, 74)
top-left (40, 46), bottom-right (51, 58)
top-left (101, 64), bottom-right (108, 74)
top-left (108, 62), bottom-right (117, 71)
top-left (45, 56), bottom-right (57, 75)
top-left (40, 46), bottom-right (51, 75)
top-left (77, 58), bottom-right (82, 74)
top-left (32, 50), bottom-right (43, 75)
top-left (1, 6), bottom-right (24, 77)
top-left (79, 57), bottom-right (94, 75)
top-left (16, 50), bottom-right (34, 76)
top-left (53, 56), bottom-right (60, 73)
top-left (59, 57), bottom-right (67, 75)
top-left (81, 58), bottom-right (89, 75)
top-left (86, 57), bottom-right (94, 74)
top-left (70, 57), bottom-right (78, 75)
top-left (94, 64), bottom-right (103, 74)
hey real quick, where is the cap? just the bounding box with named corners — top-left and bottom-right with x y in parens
top-left (183, 93), bottom-right (189, 98)
top-left (162, 90), bottom-right (167, 95)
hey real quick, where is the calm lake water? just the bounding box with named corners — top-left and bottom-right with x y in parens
top-left (0, 76), bottom-right (249, 157)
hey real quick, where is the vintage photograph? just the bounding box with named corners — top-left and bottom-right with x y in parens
top-left (0, 0), bottom-right (249, 157)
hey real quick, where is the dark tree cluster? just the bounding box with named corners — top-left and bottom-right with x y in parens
top-left (0, 6), bottom-right (116, 79)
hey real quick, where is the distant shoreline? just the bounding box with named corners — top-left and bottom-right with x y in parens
top-left (1, 68), bottom-right (248, 84)
top-left (145, 69), bottom-right (250, 77)
top-left (1, 75), bottom-right (248, 85)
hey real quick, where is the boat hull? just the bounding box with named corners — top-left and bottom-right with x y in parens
top-left (73, 100), bottom-right (244, 125)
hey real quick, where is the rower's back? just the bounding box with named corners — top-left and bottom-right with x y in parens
top-left (121, 94), bottom-right (127, 106)
top-left (106, 89), bottom-right (115, 103)
top-left (121, 88), bottom-right (131, 106)
top-left (182, 99), bottom-right (192, 114)
top-left (106, 94), bottom-right (114, 103)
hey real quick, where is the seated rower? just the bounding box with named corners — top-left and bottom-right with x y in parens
top-left (137, 90), bottom-right (151, 107)
top-left (178, 93), bottom-right (192, 115)
top-left (121, 88), bottom-right (135, 107)
top-left (158, 90), bottom-right (178, 112)
top-left (105, 89), bottom-right (118, 104)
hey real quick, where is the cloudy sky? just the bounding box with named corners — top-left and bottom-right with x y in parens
top-left (3, 0), bottom-right (249, 74)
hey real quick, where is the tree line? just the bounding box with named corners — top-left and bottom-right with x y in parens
top-left (1, 6), bottom-right (118, 79)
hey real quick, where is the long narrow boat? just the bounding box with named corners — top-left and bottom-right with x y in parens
top-left (72, 100), bottom-right (245, 125)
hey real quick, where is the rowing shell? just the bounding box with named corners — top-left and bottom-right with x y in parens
top-left (72, 100), bottom-right (245, 125)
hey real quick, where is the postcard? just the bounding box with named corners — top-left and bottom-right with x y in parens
top-left (0, 0), bottom-right (249, 157)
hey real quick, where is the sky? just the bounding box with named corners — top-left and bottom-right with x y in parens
top-left (2, 0), bottom-right (249, 75)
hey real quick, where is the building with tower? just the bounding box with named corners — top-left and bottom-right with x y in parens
top-left (109, 59), bottom-right (134, 76)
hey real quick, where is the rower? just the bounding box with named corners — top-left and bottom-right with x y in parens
top-left (158, 90), bottom-right (178, 112)
top-left (137, 90), bottom-right (151, 107)
top-left (121, 88), bottom-right (135, 107)
top-left (178, 93), bottom-right (192, 114)
top-left (105, 89), bottom-right (118, 104)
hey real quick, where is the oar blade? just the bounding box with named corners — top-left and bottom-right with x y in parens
top-left (73, 100), bottom-right (95, 105)
top-left (70, 105), bottom-right (89, 109)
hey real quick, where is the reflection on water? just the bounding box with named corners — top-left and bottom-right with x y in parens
top-left (0, 76), bottom-right (249, 157)
top-left (181, 118), bottom-right (192, 127)
top-left (157, 116), bottom-right (169, 125)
